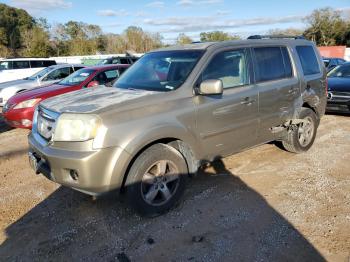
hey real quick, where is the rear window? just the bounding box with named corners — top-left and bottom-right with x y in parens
top-left (296, 46), bottom-right (320, 75)
top-left (254, 47), bottom-right (292, 82)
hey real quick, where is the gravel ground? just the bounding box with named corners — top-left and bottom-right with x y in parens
top-left (0, 114), bottom-right (349, 261)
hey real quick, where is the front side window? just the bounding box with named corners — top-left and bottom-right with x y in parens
top-left (254, 47), bottom-right (290, 82)
top-left (43, 67), bottom-right (70, 81)
top-left (58, 68), bottom-right (95, 86)
top-left (115, 50), bottom-right (203, 92)
top-left (202, 49), bottom-right (250, 89)
top-left (296, 46), bottom-right (320, 75)
top-left (13, 61), bottom-right (30, 69)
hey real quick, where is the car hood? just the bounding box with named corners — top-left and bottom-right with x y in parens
top-left (41, 87), bottom-right (157, 114)
top-left (328, 77), bottom-right (350, 92)
top-left (0, 79), bottom-right (35, 91)
top-left (7, 83), bottom-right (74, 104)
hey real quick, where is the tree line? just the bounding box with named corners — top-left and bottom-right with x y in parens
top-left (0, 3), bottom-right (349, 58)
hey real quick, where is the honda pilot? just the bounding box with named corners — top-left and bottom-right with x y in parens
top-left (28, 36), bottom-right (327, 216)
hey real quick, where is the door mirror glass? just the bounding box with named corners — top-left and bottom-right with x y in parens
top-left (199, 79), bottom-right (223, 95)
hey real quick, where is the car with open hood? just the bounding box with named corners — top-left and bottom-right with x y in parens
top-left (2, 64), bottom-right (129, 128)
top-left (28, 36), bottom-right (327, 216)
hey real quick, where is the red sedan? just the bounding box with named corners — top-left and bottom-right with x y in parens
top-left (2, 64), bottom-right (129, 129)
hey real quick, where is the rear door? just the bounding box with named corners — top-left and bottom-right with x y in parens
top-left (194, 48), bottom-right (259, 158)
top-left (295, 45), bottom-right (325, 113)
top-left (252, 46), bottom-right (300, 143)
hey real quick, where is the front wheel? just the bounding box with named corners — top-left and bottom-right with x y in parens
top-left (282, 108), bottom-right (318, 153)
top-left (126, 143), bottom-right (188, 216)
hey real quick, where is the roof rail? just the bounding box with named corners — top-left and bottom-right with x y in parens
top-left (247, 35), bottom-right (305, 40)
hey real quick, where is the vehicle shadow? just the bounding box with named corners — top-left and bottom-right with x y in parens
top-left (0, 159), bottom-right (325, 261)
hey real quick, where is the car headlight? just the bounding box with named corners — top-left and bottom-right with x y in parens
top-left (14, 98), bottom-right (41, 109)
top-left (53, 114), bottom-right (102, 142)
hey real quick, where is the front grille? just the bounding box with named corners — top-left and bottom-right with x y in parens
top-left (328, 91), bottom-right (350, 102)
top-left (37, 107), bottom-right (57, 140)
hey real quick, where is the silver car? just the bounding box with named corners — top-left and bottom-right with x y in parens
top-left (0, 64), bottom-right (85, 106)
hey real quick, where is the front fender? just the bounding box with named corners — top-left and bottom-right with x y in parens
top-left (121, 123), bottom-right (202, 162)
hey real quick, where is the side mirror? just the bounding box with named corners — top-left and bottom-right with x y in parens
top-left (199, 79), bottom-right (223, 95)
top-left (87, 80), bottom-right (99, 88)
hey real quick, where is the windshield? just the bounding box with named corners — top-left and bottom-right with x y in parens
top-left (328, 64), bottom-right (350, 78)
top-left (26, 67), bottom-right (54, 80)
top-left (114, 50), bottom-right (204, 91)
top-left (58, 68), bottom-right (94, 86)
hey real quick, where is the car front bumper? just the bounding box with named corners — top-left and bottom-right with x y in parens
top-left (326, 96), bottom-right (350, 113)
top-left (28, 132), bottom-right (132, 195)
top-left (2, 107), bottom-right (35, 129)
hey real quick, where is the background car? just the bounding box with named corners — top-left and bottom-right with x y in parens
top-left (326, 62), bottom-right (350, 113)
top-left (0, 58), bottom-right (56, 83)
top-left (98, 56), bottom-right (138, 65)
top-left (323, 57), bottom-right (346, 72)
top-left (2, 64), bottom-right (129, 129)
top-left (0, 64), bottom-right (85, 107)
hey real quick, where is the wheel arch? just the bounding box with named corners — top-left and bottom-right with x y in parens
top-left (120, 134), bottom-right (200, 191)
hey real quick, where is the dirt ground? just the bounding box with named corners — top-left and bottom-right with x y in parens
top-left (0, 114), bottom-right (349, 261)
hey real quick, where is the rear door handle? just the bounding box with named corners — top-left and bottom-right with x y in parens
top-left (240, 97), bottom-right (256, 105)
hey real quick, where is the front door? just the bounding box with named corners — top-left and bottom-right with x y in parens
top-left (194, 48), bottom-right (259, 159)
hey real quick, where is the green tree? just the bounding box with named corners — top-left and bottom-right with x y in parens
top-left (200, 31), bottom-right (240, 42)
top-left (0, 3), bottom-right (34, 55)
top-left (303, 7), bottom-right (348, 46)
top-left (176, 33), bottom-right (193, 45)
top-left (22, 26), bottom-right (53, 57)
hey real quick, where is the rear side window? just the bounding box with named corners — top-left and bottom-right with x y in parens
top-left (13, 61), bottom-right (30, 69)
top-left (43, 60), bottom-right (56, 66)
top-left (72, 66), bottom-right (84, 73)
top-left (254, 47), bottom-right (292, 82)
top-left (296, 46), bottom-right (320, 75)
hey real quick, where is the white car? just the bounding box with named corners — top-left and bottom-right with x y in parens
top-left (0, 64), bottom-right (85, 106)
top-left (0, 58), bottom-right (56, 84)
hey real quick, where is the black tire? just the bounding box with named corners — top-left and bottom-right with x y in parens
top-left (282, 108), bottom-right (318, 153)
top-left (126, 143), bottom-right (188, 217)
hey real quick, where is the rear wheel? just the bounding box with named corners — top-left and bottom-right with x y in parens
top-left (282, 108), bottom-right (318, 153)
top-left (126, 143), bottom-right (188, 216)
